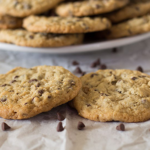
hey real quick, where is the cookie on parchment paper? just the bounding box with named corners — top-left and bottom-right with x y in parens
top-left (0, 29), bottom-right (84, 47)
top-left (104, 14), bottom-right (150, 39)
top-left (0, 66), bottom-right (82, 119)
top-left (71, 69), bottom-right (150, 122)
top-left (0, 0), bottom-right (64, 17)
top-left (106, 0), bottom-right (150, 23)
top-left (55, 0), bottom-right (129, 17)
top-left (23, 16), bottom-right (111, 34)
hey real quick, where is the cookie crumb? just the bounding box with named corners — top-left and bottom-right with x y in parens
top-left (78, 122), bottom-right (85, 130)
top-left (1, 122), bottom-right (11, 131)
top-left (116, 123), bottom-right (125, 131)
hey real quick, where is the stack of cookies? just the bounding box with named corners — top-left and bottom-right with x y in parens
top-left (0, 0), bottom-right (150, 48)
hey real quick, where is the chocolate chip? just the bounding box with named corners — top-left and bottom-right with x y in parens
top-left (38, 90), bottom-right (44, 96)
top-left (101, 93), bottom-right (108, 96)
top-left (72, 60), bottom-right (79, 65)
top-left (137, 66), bottom-right (143, 72)
top-left (1, 84), bottom-right (9, 87)
top-left (29, 35), bottom-right (34, 39)
top-left (131, 77), bottom-right (137, 80)
top-left (48, 96), bottom-right (51, 99)
top-left (78, 122), bottom-right (85, 130)
top-left (14, 76), bottom-right (19, 79)
top-left (74, 67), bottom-right (82, 74)
top-left (100, 64), bottom-right (107, 69)
top-left (95, 4), bottom-right (101, 9)
top-left (91, 58), bottom-right (101, 68)
top-left (57, 112), bottom-right (65, 121)
top-left (11, 80), bottom-right (16, 83)
top-left (116, 123), bottom-right (125, 131)
top-left (1, 98), bottom-right (7, 102)
top-left (111, 81), bottom-right (117, 85)
top-left (90, 73), bottom-right (98, 78)
top-left (29, 79), bottom-right (38, 83)
top-left (141, 99), bottom-right (147, 104)
top-left (36, 83), bottom-right (40, 87)
top-left (24, 103), bottom-right (28, 105)
top-left (81, 72), bottom-right (86, 76)
top-left (86, 104), bottom-right (91, 107)
top-left (112, 48), bottom-right (118, 53)
top-left (70, 80), bottom-right (75, 85)
top-left (1, 122), bottom-right (11, 131)
top-left (57, 122), bottom-right (64, 132)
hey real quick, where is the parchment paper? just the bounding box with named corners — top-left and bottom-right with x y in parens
top-left (0, 38), bottom-right (150, 150)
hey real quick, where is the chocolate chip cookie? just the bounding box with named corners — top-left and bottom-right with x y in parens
top-left (106, 0), bottom-right (150, 23)
top-left (0, 14), bottom-right (22, 29)
top-left (0, 66), bottom-right (82, 119)
top-left (0, 0), bottom-right (64, 17)
top-left (71, 69), bottom-right (150, 122)
top-left (0, 29), bottom-right (84, 47)
top-left (55, 0), bottom-right (129, 17)
top-left (104, 14), bottom-right (150, 39)
top-left (23, 16), bottom-right (111, 34)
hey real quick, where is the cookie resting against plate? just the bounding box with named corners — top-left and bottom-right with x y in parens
top-left (71, 69), bottom-right (150, 122)
top-left (0, 66), bottom-right (82, 119)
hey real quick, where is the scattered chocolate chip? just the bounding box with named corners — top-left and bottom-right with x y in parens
top-left (116, 123), bottom-right (125, 131)
top-left (70, 80), bottom-right (75, 85)
top-left (57, 112), bottom-right (65, 121)
top-left (74, 67), bottom-right (82, 74)
top-left (112, 48), bottom-right (118, 53)
top-left (101, 93), bottom-right (108, 96)
top-left (1, 98), bottom-right (7, 102)
top-left (78, 122), bottom-right (85, 130)
top-left (1, 122), bottom-right (11, 131)
top-left (72, 60), bottom-right (79, 66)
top-left (11, 80), bottom-right (16, 83)
top-left (36, 83), bottom-right (40, 87)
top-left (91, 58), bottom-right (101, 68)
top-left (29, 79), bottom-right (38, 83)
top-left (100, 64), bottom-right (107, 70)
top-left (118, 91), bottom-right (122, 94)
top-left (24, 103), bottom-right (28, 105)
top-left (137, 66), bottom-right (143, 72)
top-left (131, 77), bottom-right (137, 80)
top-left (81, 72), bottom-right (86, 76)
top-left (57, 122), bottom-right (64, 132)
top-left (38, 90), bottom-right (44, 96)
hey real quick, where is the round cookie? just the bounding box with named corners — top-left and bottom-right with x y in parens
top-left (71, 69), bottom-right (150, 122)
top-left (23, 16), bottom-right (111, 34)
top-left (104, 14), bottom-right (150, 39)
top-left (106, 0), bottom-right (150, 23)
top-left (0, 66), bottom-right (82, 119)
top-left (55, 0), bottom-right (129, 17)
top-left (0, 29), bottom-right (84, 47)
top-left (0, 0), bottom-right (63, 17)
top-left (0, 14), bottom-right (22, 29)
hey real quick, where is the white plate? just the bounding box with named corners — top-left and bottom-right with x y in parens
top-left (0, 32), bottom-right (150, 54)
